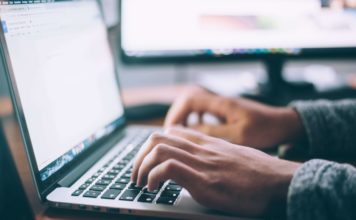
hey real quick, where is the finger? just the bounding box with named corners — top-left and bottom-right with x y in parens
top-left (165, 126), bottom-right (208, 145)
top-left (146, 159), bottom-right (204, 193)
top-left (197, 112), bottom-right (204, 124)
top-left (136, 143), bottom-right (206, 186)
top-left (164, 93), bottom-right (229, 127)
top-left (131, 132), bottom-right (201, 182)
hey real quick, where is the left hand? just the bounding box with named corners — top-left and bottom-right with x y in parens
top-left (330, 0), bottom-right (356, 8)
top-left (164, 87), bottom-right (304, 150)
top-left (131, 127), bottom-right (301, 217)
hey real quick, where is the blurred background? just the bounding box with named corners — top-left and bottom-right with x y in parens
top-left (111, 0), bottom-right (356, 107)
top-left (0, 0), bottom-right (356, 219)
top-left (1, 0), bottom-right (356, 108)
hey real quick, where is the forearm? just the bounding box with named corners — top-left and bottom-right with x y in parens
top-left (290, 99), bottom-right (356, 159)
top-left (287, 159), bottom-right (356, 220)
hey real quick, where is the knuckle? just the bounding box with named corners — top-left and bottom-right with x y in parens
top-left (165, 127), bottom-right (176, 135)
top-left (181, 93), bottom-right (194, 105)
top-left (207, 173), bottom-right (222, 189)
top-left (223, 97), bottom-right (235, 110)
top-left (149, 132), bottom-right (163, 144)
top-left (163, 159), bottom-right (178, 174)
top-left (153, 144), bottom-right (169, 157)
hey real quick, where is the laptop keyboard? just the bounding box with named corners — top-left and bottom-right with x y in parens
top-left (71, 129), bottom-right (183, 206)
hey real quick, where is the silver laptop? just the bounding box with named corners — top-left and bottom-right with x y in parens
top-left (0, 1), bottom-right (250, 219)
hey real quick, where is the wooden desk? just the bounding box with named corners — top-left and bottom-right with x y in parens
top-left (0, 85), bottom-right (193, 220)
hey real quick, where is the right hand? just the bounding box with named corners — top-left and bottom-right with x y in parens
top-left (164, 87), bottom-right (305, 149)
top-left (131, 127), bottom-right (301, 217)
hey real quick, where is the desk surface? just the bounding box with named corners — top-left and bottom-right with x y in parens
top-left (0, 85), bottom-right (193, 220)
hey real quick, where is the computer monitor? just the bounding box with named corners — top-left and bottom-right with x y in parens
top-left (121, 0), bottom-right (356, 62)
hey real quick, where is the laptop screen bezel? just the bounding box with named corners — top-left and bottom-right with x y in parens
top-left (0, 0), bottom-right (127, 200)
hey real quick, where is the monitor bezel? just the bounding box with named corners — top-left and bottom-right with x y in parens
top-left (0, 0), bottom-right (127, 200)
top-left (120, 46), bottom-right (356, 64)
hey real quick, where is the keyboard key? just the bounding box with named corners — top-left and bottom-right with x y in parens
top-left (161, 190), bottom-right (180, 198)
top-left (110, 183), bottom-right (126, 190)
top-left (158, 181), bottom-right (165, 189)
top-left (128, 183), bottom-right (143, 190)
top-left (85, 178), bottom-right (96, 184)
top-left (72, 189), bottom-right (83, 196)
top-left (116, 178), bottom-right (130, 184)
top-left (98, 167), bottom-right (106, 172)
top-left (121, 159), bottom-right (131, 164)
top-left (107, 169), bottom-right (120, 175)
top-left (83, 190), bottom-right (101, 198)
top-left (92, 172), bottom-right (102, 178)
top-left (125, 154), bottom-right (134, 160)
top-left (96, 179), bottom-right (111, 186)
top-left (90, 185), bottom-right (106, 191)
top-left (138, 193), bottom-right (156, 203)
top-left (119, 189), bottom-right (140, 201)
top-left (79, 183), bottom-right (90, 190)
top-left (165, 185), bottom-right (182, 191)
top-left (114, 164), bottom-right (125, 170)
top-left (102, 174), bottom-right (116, 180)
top-left (143, 188), bottom-right (159, 194)
top-left (168, 180), bottom-right (178, 185)
top-left (156, 196), bottom-right (176, 205)
top-left (121, 173), bottom-right (131, 179)
top-left (101, 189), bottom-right (121, 200)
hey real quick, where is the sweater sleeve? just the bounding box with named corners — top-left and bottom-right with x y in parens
top-left (290, 99), bottom-right (356, 159)
top-left (287, 159), bottom-right (356, 220)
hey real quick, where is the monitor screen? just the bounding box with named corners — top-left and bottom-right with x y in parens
top-left (121, 0), bottom-right (356, 59)
top-left (0, 0), bottom-right (125, 181)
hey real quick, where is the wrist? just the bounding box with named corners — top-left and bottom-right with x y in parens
top-left (276, 107), bottom-right (306, 144)
top-left (267, 160), bottom-right (301, 216)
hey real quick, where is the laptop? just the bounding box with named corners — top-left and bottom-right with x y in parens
top-left (0, 1), bottom-right (249, 219)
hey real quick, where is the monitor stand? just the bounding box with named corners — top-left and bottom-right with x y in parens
top-left (260, 57), bottom-right (316, 105)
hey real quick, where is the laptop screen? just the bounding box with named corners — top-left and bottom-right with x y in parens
top-left (0, 0), bottom-right (125, 181)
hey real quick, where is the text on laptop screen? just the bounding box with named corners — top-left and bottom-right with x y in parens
top-left (0, 1), bottom-right (124, 181)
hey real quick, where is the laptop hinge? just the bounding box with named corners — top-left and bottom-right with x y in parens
top-left (58, 130), bottom-right (125, 187)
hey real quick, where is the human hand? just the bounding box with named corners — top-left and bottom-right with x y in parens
top-left (131, 127), bottom-right (301, 217)
top-left (330, 0), bottom-right (356, 8)
top-left (165, 87), bottom-right (305, 149)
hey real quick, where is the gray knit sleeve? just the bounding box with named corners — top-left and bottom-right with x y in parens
top-left (287, 159), bottom-right (356, 220)
top-left (290, 99), bottom-right (356, 159)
